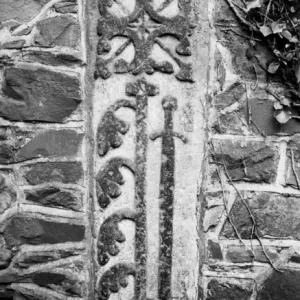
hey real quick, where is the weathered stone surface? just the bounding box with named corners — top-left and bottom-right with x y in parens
top-left (207, 240), bottom-right (223, 260)
top-left (0, 145), bottom-right (15, 165)
top-left (54, 1), bottom-right (77, 14)
top-left (24, 162), bottom-right (83, 185)
top-left (0, 0), bottom-right (49, 23)
top-left (32, 272), bottom-right (82, 296)
top-left (0, 174), bottom-right (17, 214)
top-left (215, 82), bottom-right (246, 110)
top-left (286, 138), bottom-right (300, 187)
top-left (17, 130), bottom-right (83, 161)
top-left (204, 205), bottom-right (223, 232)
top-left (248, 98), bottom-right (300, 136)
top-left (22, 51), bottom-right (81, 66)
top-left (25, 187), bottom-right (82, 211)
top-left (212, 139), bottom-right (276, 183)
top-left (0, 66), bottom-right (81, 122)
top-left (257, 270), bottom-right (300, 300)
top-left (34, 16), bottom-right (80, 48)
top-left (0, 236), bottom-right (12, 270)
top-left (225, 244), bottom-right (280, 263)
top-left (4, 215), bottom-right (85, 248)
top-left (206, 280), bottom-right (252, 300)
top-left (221, 192), bottom-right (300, 240)
top-left (15, 249), bottom-right (80, 268)
top-left (1, 40), bottom-right (25, 50)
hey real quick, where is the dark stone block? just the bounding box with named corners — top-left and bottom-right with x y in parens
top-left (25, 186), bottom-right (82, 211)
top-left (54, 1), bottom-right (78, 13)
top-left (4, 215), bottom-right (85, 248)
top-left (0, 0), bottom-right (49, 23)
top-left (248, 98), bottom-right (300, 136)
top-left (0, 236), bottom-right (12, 270)
top-left (15, 249), bottom-right (80, 268)
top-left (206, 280), bottom-right (252, 300)
top-left (34, 16), bottom-right (80, 48)
top-left (215, 82), bottom-right (246, 110)
top-left (1, 40), bottom-right (25, 49)
top-left (0, 173), bottom-right (17, 214)
top-left (32, 272), bottom-right (81, 296)
top-left (0, 145), bottom-right (15, 164)
top-left (24, 162), bottom-right (83, 185)
top-left (221, 192), bottom-right (300, 240)
top-left (17, 130), bottom-right (83, 161)
top-left (257, 270), bottom-right (300, 300)
top-left (225, 245), bottom-right (280, 263)
top-left (212, 139), bottom-right (276, 183)
top-left (207, 240), bottom-right (223, 260)
top-left (0, 66), bottom-right (81, 122)
top-left (22, 51), bottom-right (81, 66)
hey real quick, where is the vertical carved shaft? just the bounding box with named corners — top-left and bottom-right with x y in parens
top-left (135, 92), bottom-right (148, 300)
top-left (158, 97), bottom-right (177, 300)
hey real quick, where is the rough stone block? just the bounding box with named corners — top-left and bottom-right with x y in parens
top-left (34, 16), bottom-right (80, 48)
top-left (212, 139), bottom-right (276, 183)
top-left (0, 66), bottom-right (81, 122)
top-left (221, 192), bottom-right (300, 240)
top-left (23, 162), bottom-right (83, 185)
top-left (207, 240), bottom-right (223, 260)
top-left (4, 215), bottom-right (85, 248)
top-left (22, 51), bottom-right (81, 67)
top-left (257, 270), bottom-right (300, 300)
top-left (0, 0), bottom-right (49, 23)
top-left (25, 186), bottom-right (82, 211)
top-left (215, 82), bottom-right (246, 110)
top-left (206, 279), bottom-right (252, 300)
top-left (225, 244), bottom-right (281, 263)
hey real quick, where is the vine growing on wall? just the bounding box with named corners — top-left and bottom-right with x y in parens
top-left (226, 0), bottom-right (300, 124)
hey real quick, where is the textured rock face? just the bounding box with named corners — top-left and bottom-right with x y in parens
top-left (257, 270), bottom-right (300, 300)
top-left (35, 16), bottom-right (80, 48)
top-left (0, 66), bottom-right (81, 122)
top-left (206, 280), bottom-right (252, 300)
top-left (4, 216), bottom-right (85, 248)
top-left (0, 0), bottom-right (49, 23)
top-left (212, 139), bottom-right (276, 183)
top-left (221, 192), bottom-right (300, 240)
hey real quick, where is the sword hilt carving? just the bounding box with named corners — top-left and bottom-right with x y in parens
top-left (150, 96), bottom-right (188, 144)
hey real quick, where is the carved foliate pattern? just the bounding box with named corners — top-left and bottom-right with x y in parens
top-left (98, 210), bottom-right (137, 266)
top-left (96, 157), bottom-right (135, 208)
top-left (97, 100), bottom-right (136, 156)
top-left (95, 0), bottom-right (194, 81)
top-left (98, 263), bottom-right (136, 300)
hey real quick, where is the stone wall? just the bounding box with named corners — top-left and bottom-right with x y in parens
top-left (0, 0), bottom-right (299, 299)
top-left (0, 0), bottom-right (93, 298)
top-left (204, 1), bottom-right (300, 299)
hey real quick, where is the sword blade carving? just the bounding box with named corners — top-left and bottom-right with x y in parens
top-left (126, 79), bottom-right (159, 300)
top-left (150, 96), bottom-right (187, 300)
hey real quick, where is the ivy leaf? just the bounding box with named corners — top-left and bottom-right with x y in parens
top-left (268, 61), bottom-right (280, 74)
top-left (274, 102), bottom-right (283, 110)
top-left (274, 110), bottom-right (291, 124)
top-left (282, 30), bottom-right (299, 43)
top-left (271, 22), bottom-right (286, 34)
top-left (259, 25), bottom-right (272, 37)
top-left (246, 0), bottom-right (262, 12)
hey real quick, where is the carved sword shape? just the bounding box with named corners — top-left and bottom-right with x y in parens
top-left (150, 96), bottom-right (187, 300)
top-left (126, 78), bottom-right (159, 300)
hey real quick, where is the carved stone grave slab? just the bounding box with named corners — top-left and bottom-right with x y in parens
top-left (93, 0), bottom-right (209, 299)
